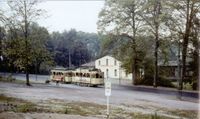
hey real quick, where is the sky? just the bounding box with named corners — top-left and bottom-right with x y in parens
top-left (37, 0), bottom-right (105, 33)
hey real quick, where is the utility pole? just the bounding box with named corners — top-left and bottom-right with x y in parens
top-left (197, 21), bottom-right (200, 91)
top-left (68, 49), bottom-right (71, 68)
top-left (153, 0), bottom-right (161, 88)
top-left (177, 36), bottom-right (182, 90)
top-left (24, 0), bottom-right (30, 86)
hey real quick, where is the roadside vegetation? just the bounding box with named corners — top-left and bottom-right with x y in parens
top-left (0, 75), bottom-right (25, 84)
top-left (0, 0), bottom-right (199, 90)
top-left (0, 94), bottom-right (197, 119)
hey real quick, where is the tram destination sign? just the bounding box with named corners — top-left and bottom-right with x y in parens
top-left (105, 81), bottom-right (111, 96)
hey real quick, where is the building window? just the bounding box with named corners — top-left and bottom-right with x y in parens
top-left (114, 69), bottom-right (117, 76)
top-left (114, 60), bottom-right (117, 66)
top-left (106, 59), bottom-right (109, 66)
top-left (99, 60), bottom-right (101, 66)
top-left (106, 69), bottom-right (109, 78)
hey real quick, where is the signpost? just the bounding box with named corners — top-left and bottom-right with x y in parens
top-left (105, 81), bottom-right (111, 118)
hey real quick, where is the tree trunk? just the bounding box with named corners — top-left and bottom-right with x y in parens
top-left (153, 0), bottom-right (161, 88)
top-left (177, 38), bottom-right (182, 90)
top-left (131, 3), bottom-right (137, 85)
top-left (198, 25), bottom-right (200, 91)
top-left (198, 39), bottom-right (200, 90)
top-left (24, 0), bottom-right (30, 86)
top-left (181, 0), bottom-right (193, 90)
top-left (154, 35), bottom-right (158, 88)
top-left (132, 58), bottom-right (136, 85)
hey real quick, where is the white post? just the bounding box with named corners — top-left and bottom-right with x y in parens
top-left (105, 79), bottom-right (111, 118)
top-left (107, 96), bottom-right (109, 118)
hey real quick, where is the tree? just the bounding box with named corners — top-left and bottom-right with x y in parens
top-left (7, 0), bottom-right (44, 86)
top-left (140, 0), bottom-right (171, 87)
top-left (29, 23), bottom-right (53, 74)
top-left (48, 29), bottom-right (99, 68)
top-left (0, 10), bottom-right (6, 71)
top-left (166, 0), bottom-right (200, 90)
top-left (98, 0), bottom-right (146, 84)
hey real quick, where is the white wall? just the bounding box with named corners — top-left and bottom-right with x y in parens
top-left (95, 55), bottom-right (132, 80)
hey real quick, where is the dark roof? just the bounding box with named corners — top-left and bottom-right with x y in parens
top-left (81, 61), bottom-right (95, 67)
top-left (158, 61), bottom-right (178, 66)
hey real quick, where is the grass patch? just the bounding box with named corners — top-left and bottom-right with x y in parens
top-left (15, 103), bottom-right (37, 113)
top-left (109, 108), bottom-right (174, 119)
top-left (167, 109), bottom-right (198, 119)
top-left (0, 94), bottom-right (16, 102)
top-left (0, 95), bottom-right (51, 113)
top-left (129, 112), bottom-right (174, 119)
top-left (0, 75), bottom-right (25, 84)
top-left (65, 102), bottom-right (106, 116)
top-left (0, 95), bottom-right (198, 118)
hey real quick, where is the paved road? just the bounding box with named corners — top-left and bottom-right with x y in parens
top-left (0, 81), bottom-right (199, 111)
top-left (1, 72), bottom-right (198, 100)
top-left (0, 72), bottom-right (199, 119)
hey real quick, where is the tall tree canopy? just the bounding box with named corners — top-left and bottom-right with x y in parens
top-left (6, 0), bottom-right (45, 85)
top-left (98, 0), bottom-right (147, 84)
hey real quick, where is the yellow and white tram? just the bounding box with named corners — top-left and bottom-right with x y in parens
top-left (50, 68), bottom-right (104, 87)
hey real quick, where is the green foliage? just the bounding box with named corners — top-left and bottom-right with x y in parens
top-left (48, 29), bottom-right (100, 67)
top-left (3, 23), bottom-right (53, 74)
top-left (136, 76), bottom-right (174, 88)
top-left (16, 103), bottom-right (36, 113)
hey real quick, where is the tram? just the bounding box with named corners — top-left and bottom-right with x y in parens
top-left (50, 68), bottom-right (104, 86)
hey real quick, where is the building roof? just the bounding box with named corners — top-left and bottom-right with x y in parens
top-left (81, 61), bottom-right (95, 67)
top-left (158, 61), bottom-right (178, 67)
top-left (95, 55), bottom-right (121, 62)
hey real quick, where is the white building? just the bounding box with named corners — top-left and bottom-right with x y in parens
top-left (95, 55), bottom-right (132, 80)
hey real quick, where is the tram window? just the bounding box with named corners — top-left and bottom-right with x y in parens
top-left (91, 74), bottom-right (95, 78)
top-left (76, 73), bottom-right (79, 76)
top-left (80, 73), bottom-right (83, 77)
top-left (99, 75), bottom-right (102, 78)
top-left (96, 73), bottom-right (99, 78)
top-left (53, 72), bottom-right (55, 75)
top-left (86, 73), bottom-right (90, 77)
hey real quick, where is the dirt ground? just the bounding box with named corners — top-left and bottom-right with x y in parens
top-left (0, 82), bottom-right (199, 119)
top-left (0, 112), bottom-right (102, 119)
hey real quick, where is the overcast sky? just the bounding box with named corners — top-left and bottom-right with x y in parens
top-left (37, 1), bottom-right (105, 33)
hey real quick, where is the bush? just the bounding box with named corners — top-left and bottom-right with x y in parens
top-left (6, 75), bottom-right (16, 82)
top-left (158, 77), bottom-right (175, 88)
top-left (136, 76), bottom-right (175, 88)
top-left (0, 75), bottom-right (16, 82)
top-left (45, 80), bottom-right (50, 84)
